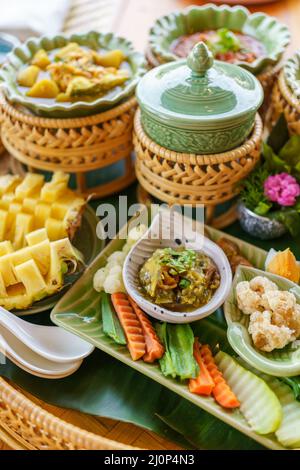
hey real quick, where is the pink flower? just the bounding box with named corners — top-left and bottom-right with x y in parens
top-left (264, 173), bottom-right (300, 207)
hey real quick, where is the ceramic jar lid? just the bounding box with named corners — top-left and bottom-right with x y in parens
top-left (137, 42), bottom-right (263, 131)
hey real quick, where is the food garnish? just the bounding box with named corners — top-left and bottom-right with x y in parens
top-left (266, 248), bottom-right (300, 284)
top-left (156, 323), bottom-right (199, 380)
top-left (236, 276), bottom-right (300, 352)
top-left (201, 345), bottom-right (240, 409)
top-left (17, 42), bottom-right (130, 102)
top-left (101, 292), bottom-right (126, 345)
top-left (188, 340), bottom-right (214, 396)
top-left (128, 297), bottom-right (164, 363)
top-left (171, 28), bottom-right (265, 64)
top-left (111, 292), bottom-right (146, 361)
top-left (215, 351), bottom-right (282, 434)
top-left (139, 247), bottom-right (220, 310)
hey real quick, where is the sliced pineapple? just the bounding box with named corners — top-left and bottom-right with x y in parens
top-left (15, 173), bottom-right (44, 200)
top-left (0, 241), bottom-right (13, 256)
top-left (0, 235), bottom-right (83, 310)
top-left (0, 210), bottom-right (8, 240)
top-left (0, 175), bottom-right (21, 195)
top-left (45, 217), bottom-right (66, 240)
top-left (13, 213), bottom-right (34, 250)
top-left (14, 259), bottom-right (47, 299)
top-left (26, 228), bottom-right (48, 246)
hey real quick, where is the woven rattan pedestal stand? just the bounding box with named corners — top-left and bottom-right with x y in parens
top-left (268, 70), bottom-right (300, 135)
top-left (134, 109), bottom-right (263, 229)
top-left (0, 95), bottom-right (138, 199)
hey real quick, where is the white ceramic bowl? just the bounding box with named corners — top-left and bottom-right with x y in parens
top-left (123, 209), bottom-right (232, 323)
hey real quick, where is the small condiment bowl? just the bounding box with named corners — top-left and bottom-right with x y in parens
top-left (123, 209), bottom-right (232, 323)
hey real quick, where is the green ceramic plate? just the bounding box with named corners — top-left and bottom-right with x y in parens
top-left (15, 205), bottom-right (103, 316)
top-left (51, 223), bottom-right (286, 449)
top-left (0, 31), bottom-right (146, 118)
top-left (149, 4), bottom-right (290, 74)
top-left (284, 51), bottom-right (300, 99)
top-left (224, 265), bottom-right (300, 377)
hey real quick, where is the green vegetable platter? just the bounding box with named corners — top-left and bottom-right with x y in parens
top-left (51, 213), bottom-right (300, 450)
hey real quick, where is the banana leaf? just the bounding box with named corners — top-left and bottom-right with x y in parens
top-left (0, 313), bottom-right (263, 450)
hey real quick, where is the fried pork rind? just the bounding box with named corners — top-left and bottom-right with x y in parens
top-left (236, 275), bottom-right (300, 352)
top-left (249, 310), bottom-right (295, 352)
top-left (262, 290), bottom-right (296, 316)
top-left (249, 276), bottom-right (277, 295)
top-left (236, 281), bottom-right (262, 314)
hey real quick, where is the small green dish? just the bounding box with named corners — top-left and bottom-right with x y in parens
top-left (224, 265), bottom-right (300, 377)
top-left (0, 31), bottom-right (146, 118)
top-left (284, 50), bottom-right (300, 99)
top-left (137, 41), bottom-right (263, 154)
top-left (149, 4), bottom-right (290, 75)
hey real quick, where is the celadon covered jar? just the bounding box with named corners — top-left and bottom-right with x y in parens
top-left (136, 42), bottom-right (263, 154)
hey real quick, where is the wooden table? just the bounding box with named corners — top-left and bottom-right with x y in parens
top-left (1, 0), bottom-right (300, 452)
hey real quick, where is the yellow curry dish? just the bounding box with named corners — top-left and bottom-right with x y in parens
top-left (139, 247), bottom-right (220, 311)
top-left (17, 43), bottom-right (130, 103)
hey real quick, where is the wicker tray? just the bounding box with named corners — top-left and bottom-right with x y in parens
top-left (0, 377), bottom-right (181, 450)
top-left (0, 94), bottom-right (137, 199)
top-left (268, 70), bottom-right (300, 135)
top-left (134, 109), bottom-right (263, 228)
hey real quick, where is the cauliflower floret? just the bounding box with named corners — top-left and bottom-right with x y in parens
top-left (249, 276), bottom-right (277, 295)
top-left (248, 310), bottom-right (295, 352)
top-left (93, 267), bottom-right (107, 292)
top-left (109, 265), bottom-right (122, 276)
top-left (127, 224), bottom-right (147, 246)
top-left (103, 274), bottom-right (125, 294)
top-left (262, 290), bottom-right (296, 316)
top-left (107, 251), bottom-right (126, 265)
top-left (236, 281), bottom-right (262, 314)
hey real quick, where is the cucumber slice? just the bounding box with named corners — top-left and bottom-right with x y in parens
top-left (258, 375), bottom-right (300, 448)
top-left (215, 351), bottom-right (282, 435)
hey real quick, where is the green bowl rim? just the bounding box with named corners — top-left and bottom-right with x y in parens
top-left (284, 50), bottom-right (300, 99)
top-left (0, 31), bottom-right (147, 117)
top-left (148, 4), bottom-right (291, 74)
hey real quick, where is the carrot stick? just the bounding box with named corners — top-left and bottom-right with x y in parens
top-left (111, 293), bottom-right (146, 361)
top-left (201, 344), bottom-right (240, 409)
top-left (128, 297), bottom-right (164, 363)
top-left (189, 339), bottom-right (214, 396)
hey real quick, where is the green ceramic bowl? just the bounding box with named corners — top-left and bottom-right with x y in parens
top-left (137, 42), bottom-right (263, 154)
top-left (149, 4), bottom-right (290, 75)
top-left (0, 31), bottom-right (146, 118)
top-left (284, 50), bottom-right (300, 99)
top-left (224, 265), bottom-right (300, 377)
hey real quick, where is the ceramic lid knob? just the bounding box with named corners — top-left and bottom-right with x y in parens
top-left (187, 41), bottom-right (214, 77)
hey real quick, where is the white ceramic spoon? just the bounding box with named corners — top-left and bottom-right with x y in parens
top-left (123, 208), bottom-right (232, 323)
top-left (0, 306), bottom-right (94, 363)
top-left (0, 326), bottom-right (82, 379)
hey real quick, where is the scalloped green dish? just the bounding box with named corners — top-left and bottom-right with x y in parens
top-left (224, 265), bottom-right (300, 377)
top-left (0, 31), bottom-right (146, 118)
top-left (149, 4), bottom-right (290, 74)
top-left (284, 51), bottom-right (300, 99)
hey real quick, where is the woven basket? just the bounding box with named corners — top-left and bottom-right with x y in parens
top-left (134, 109), bottom-right (262, 210)
top-left (268, 70), bottom-right (300, 135)
top-left (0, 95), bottom-right (137, 198)
top-left (0, 377), bottom-right (181, 450)
top-left (146, 46), bottom-right (280, 118)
